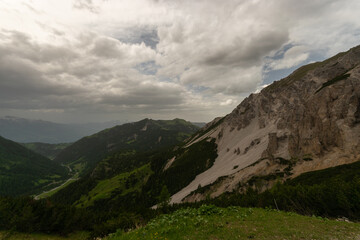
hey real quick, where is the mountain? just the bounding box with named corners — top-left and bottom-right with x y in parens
top-left (0, 135), bottom-right (68, 196)
top-left (0, 116), bottom-right (124, 143)
top-left (50, 46), bottom-right (360, 210)
top-left (53, 118), bottom-right (199, 176)
top-left (3, 46), bottom-right (360, 239)
top-left (166, 45), bottom-right (360, 203)
top-left (49, 118), bottom-right (203, 206)
top-left (22, 142), bottom-right (71, 160)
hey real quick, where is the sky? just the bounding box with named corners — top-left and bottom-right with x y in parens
top-left (0, 0), bottom-right (360, 123)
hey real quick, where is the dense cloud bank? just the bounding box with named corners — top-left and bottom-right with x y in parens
top-left (0, 0), bottom-right (359, 122)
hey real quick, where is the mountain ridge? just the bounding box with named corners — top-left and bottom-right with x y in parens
top-left (53, 118), bottom-right (200, 176)
top-left (169, 45), bottom-right (360, 203)
top-left (48, 118), bottom-right (203, 207)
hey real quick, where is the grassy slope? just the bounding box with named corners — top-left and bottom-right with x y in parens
top-left (107, 205), bottom-right (360, 240)
top-left (35, 177), bottom-right (78, 199)
top-left (75, 164), bottom-right (153, 208)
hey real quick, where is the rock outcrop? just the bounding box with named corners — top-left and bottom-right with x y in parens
top-left (170, 45), bottom-right (360, 203)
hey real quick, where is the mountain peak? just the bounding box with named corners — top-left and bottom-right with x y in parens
top-left (54, 118), bottom-right (200, 176)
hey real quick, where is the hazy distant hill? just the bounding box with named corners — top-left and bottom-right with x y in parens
top-left (0, 116), bottom-right (124, 143)
top-left (22, 142), bottom-right (71, 160)
top-left (0, 135), bottom-right (68, 196)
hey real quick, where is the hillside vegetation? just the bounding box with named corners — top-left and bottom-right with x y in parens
top-left (203, 160), bottom-right (360, 221)
top-left (0, 136), bottom-right (68, 196)
top-left (54, 118), bottom-right (199, 175)
top-left (50, 137), bottom-right (217, 212)
top-left (74, 164), bottom-right (153, 208)
top-left (107, 205), bottom-right (360, 240)
top-left (49, 118), bottom-right (209, 210)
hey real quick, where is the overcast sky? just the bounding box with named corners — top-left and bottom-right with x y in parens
top-left (0, 0), bottom-right (359, 123)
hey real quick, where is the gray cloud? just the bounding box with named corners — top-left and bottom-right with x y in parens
top-left (0, 0), bottom-right (360, 123)
top-left (90, 36), bottom-right (123, 58)
top-left (0, 30), bottom-right (78, 64)
top-left (0, 32), bottom-right (83, 101)
top-left (0, 29), bottom-right (183, 115)
top-left (100, 83), bottom-right (184, 106)
top-left (202, 29), bottom-right (289, 68)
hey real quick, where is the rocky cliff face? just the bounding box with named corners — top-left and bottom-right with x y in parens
top-left (170, 45), bottom-right (360, 203)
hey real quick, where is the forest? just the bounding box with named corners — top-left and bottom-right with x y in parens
top-left (1, 156), bottom-right (359, 238)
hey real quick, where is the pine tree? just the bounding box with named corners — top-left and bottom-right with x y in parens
top-left (158, 185), bottom-right (170, 208)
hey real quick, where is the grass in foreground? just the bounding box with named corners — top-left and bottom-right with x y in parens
top-left (106, 205), bottom-right (360, 240)
top-left (0, 231), bottom-right (89, 240)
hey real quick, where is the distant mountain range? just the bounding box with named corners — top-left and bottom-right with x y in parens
top-left (0, 116), bottom-right (205, 144)
top-left (0, 116), bottom-right (125, 143)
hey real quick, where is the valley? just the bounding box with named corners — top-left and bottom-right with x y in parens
top-left (34, 164), bottom-right (80, 199)
top-left (0, 136), bottom-right (69, 196)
